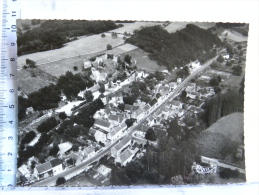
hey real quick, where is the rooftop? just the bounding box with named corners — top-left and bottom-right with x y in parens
top-left (58, 142), bottom-right (72, 155)
top-left (95, 119), bottom-right (111, 129)
top-left (114, 136), bottom-right (131, 151)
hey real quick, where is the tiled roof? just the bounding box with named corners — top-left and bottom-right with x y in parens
top-left (58, 142), bottom-right (72, 154)
top-left (49, 158), bottom-right (63, 167)
top-left (143, 104), bottom-right (151, 112)
top-left (95, 119), bottom-right (111, 128)
top-left (149, 98), bottom-right (157, 106)
top-left (119, 148), bottom-right (133, 165)
top-left (125, 104), bottom-right (139, 112)
top-left (135, 108), bottom-right (144, 116)
top-left (114, 136), bottom-right (131, 151)
top-left (36, 158), bottom-right (62, 174)
top-left (170, 100), bottom-right (181, 107)
top-left (108, 114), bottom-right (119, 121)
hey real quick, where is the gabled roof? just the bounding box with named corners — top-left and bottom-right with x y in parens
top-left (109, 126), bottom-right (122, 137)
top-left (35, 158), bottom-right (62, 174)
top-left (136, 124), bottom-right (150, 132)
top-left (143, 104), bottom-right (151, 112)
top-left (119, 148), bottom-right (133, 164)
top-left (83, 146), bottom-right (95, 154)
top-left (58, 142), bottom-right (72, 155)
top-left (88, 85), bottom-right (100, 92)
top-left (95, 119), bottom-right (111, 129)
top-left (159, 86), bottom-right (170, 94)
top-left (170, 100), bottom-right (181, 107)
top-left (135, 107), bottom-right (144, 116)
top-left (149, 98), bottom-right (157, 107)
top-left (124, 104), bottom-right (139, 112)
top-left (114, 136), bottom-right (131, 151)
top-left (108, 114), bottom-right (119, 121)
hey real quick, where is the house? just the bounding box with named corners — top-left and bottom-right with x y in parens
top-left (186, 83), bottom-right (196, 92)
top-left (146, 115), bottom-right (155, 126)
top-left (88, 84), bottom-right (101, 93)
top-left (177, 78), bottom-right (182, 84)
top-left (187, 91), bottom-right (201, 99)
top-left (124, 104), bottom-right (139, 113)
top-left (107, 124), bottom-right (126, 142)
top-left (169, 82), bottom-right (177, 91)
top-left (84, 60), bottom-right (92, 69)
top-left (96, 165), bottom-right (112, 177)
top-left (158, 86), bottom-right (170, 95)
top-left (94, 119), bottom-right (112, 132)
top-left (149, 98), bottom-right (158, 107)
top-left (170, 100), bottom-right (182, 109)
top-left (25, 107), bottom-right (34, 115)
top-left (34, 158), bottom-right (63, 180)
top-left (58, 142), bottom-right (73, 156)
top-left (108, 114), bottom-right (124, 124)
top-left (143, 104), bottom-right (151, 114)
top-left (135, 124), bottom-right (150, 132)
top-left (83, 145), bottom-right (95, 159)
top-left (175, 108), bottom-right (184, 117)
top-left (94, 130), bottom-right (108, 144)
top-left (132, 107), bottom-right (145, 121)
top-left (111, 136), bottom-right (132, 157)
top-left (115, 148), bottom-right (138, 166)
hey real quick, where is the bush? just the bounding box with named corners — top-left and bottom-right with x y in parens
top-left (216, 55), bottom-right (224, 63)
top-left (101, 33), bottom-right (106, 38)
top-left (58, 112), bottom-right (67, 120)
top-left (219, 168), bottom-right (240, 179)
top-left (107, 44), bottom-right (112, 50)
top-left (73, 66), bottom-right (78, 71)
top-left (145, 129), bottom-right (157, 141)
top-left (56, 177), bottom-right (66, 186)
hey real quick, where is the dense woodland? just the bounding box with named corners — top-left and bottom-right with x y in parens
top-left (126, 24), bottom-right (222, 70)
top-left (17, 20), bottom-right (119, 55)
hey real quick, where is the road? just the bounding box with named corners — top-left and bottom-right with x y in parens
top-left (201, 156), bottom-right (245, 174)
top-left (31, 55), bottom-right (218, 186)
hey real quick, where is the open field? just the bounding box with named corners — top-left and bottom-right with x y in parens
top-left (219, 29), bottom-right (248, 42)
top-left (197, 113), bottom-right (245, 168)
top-left (17, 33), bottom-right (124, 69)
top-left (118, 48), bottom-right (167, 72)
top-left (18, 69), bottom-right (53, 94)
top-left (165, 22), bottom-right (215, 33)
top-left (221, 75), bottom-right (244, 88)
top-left (110, 21), bottom-right (164, 34)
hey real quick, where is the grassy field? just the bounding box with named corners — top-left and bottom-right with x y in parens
top-left (110, 21), bottom-right (164, 34)
top-left (218, 29), bottom-right (248, 42)
top-left (197, 113), bottom-right (245, 167)
top-left (118, 48), bottom-right (167, 72)
top-left (165, 22), bottom-right (215, 33)
top-left (17, 33), bottom-right (124, 69)
top-left (18, 69), bottom-right (53, 94)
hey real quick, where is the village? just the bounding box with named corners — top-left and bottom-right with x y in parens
top-left (17, 36), bottom-right (246, 185)
top-left (15, 20), bottom-right (248, 186)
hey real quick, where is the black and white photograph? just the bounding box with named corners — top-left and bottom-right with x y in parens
top-left (16, 19), bottom-right (248, 187)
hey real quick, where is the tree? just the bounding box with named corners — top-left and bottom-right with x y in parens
top-left (49, 144), bottom-right (59, 156)
top-left (58, 112), bottom-right (67, 120)
top-left (181, 90), bottom-right (187, 100)
top-left (98, 83), bottom-right (105, 93)
top-left (155, 71), bottom-right (165, 81)
top-left (213, 86), bottom-right (222, 94)
top-left (216, 54), bottom-right (224, 63)
top-left (107, 44), bottom-right (112, 50)
top-left (209, 77), bottom-right (219, 87)
top-left (73, 66), bottom-right (78, 71)
top-left (124, 55), bottom-right (132, 65)
top-left (84, 90), bottom-right (94, 102)
top-left (145, 129), bottom-right (157, 141)
top-left (101, 33), bottom-right (106, 38)
top-left (21, 131), bottom-right (36, 145)
top-left (56, 177), bottom-right (66, 186)
top-left (232, 65), bottom-right (242, 76)
top-left (237, 44), bottom-right (242, 50)
top-left (125, 118), bottom-right (136, 128)
top-left (26, 58), bottom-right (36, 68)
top-left (118, 103), bottom-right (125, 111)
top-left (37, 117), bottom-right (58, 133)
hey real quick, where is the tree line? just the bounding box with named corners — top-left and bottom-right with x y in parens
top-left (126, 24), bottom-right (222, 70)
top-left (17, 20), bottom-right (119, 55)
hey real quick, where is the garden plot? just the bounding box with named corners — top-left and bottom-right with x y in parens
top-left (165, 22), bottom-right (215, 33)
top-left (110, 21), bottom-right (164, 34)
top-left (17, 33), bottom-right (124, 69)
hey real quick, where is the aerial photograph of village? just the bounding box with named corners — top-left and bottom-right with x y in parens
top-left (16, 20), bottom-right (248, 186)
